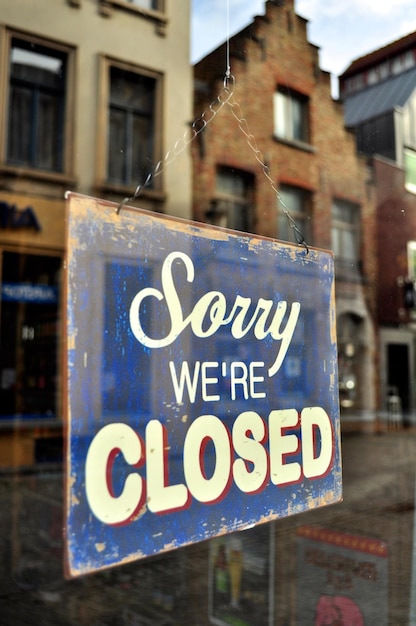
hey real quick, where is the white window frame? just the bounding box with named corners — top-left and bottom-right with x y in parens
top-left (331, 199), bottom-right (361, 275)
top-left (273, 88), bottom-right (309, 144)
top-left (98, 0), bottom-right (167, 33)
top-left (209, 166), bottom-right (254, 233)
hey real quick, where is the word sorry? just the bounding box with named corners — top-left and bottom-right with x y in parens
top-left (129, 251), bottom-right (300, 376)
top-left (85, 406), bottom-right (333, 525)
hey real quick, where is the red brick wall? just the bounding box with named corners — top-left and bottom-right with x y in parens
top-left (193, 0), bottom-right (376, 310)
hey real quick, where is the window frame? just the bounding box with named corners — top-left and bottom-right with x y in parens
top-left (96, 55), bottom-right (164, 199)
top-left (331, 198), bottom-right (361, 278)
top-left (98, 0), bottom-right (167, 33)
top-left (0, 245), bottom-right (64, 426)
top-left (121, 0), bottom-right (163, 10)
top-left (0, 27), bottom-right (76, 184)
top-left (273, 86), bottom-right (310, 147)
top-left (404, 147), bottom-right (416, 194)
top-left (407, 241), bottom-right (416, 279)
top-left (208, 165), bottom-right (255, 233)
top-left (277, 184), bottom-right (311, 245)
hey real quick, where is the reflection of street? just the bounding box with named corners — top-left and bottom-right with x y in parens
top-left (291, 429), bottom-right (415, 625)
top-left (297, 525), bottom-right (385, 625)
top-left (1, 430), bottom-right (416, 624)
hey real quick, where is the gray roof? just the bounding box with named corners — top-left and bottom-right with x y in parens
top-left (343, 66), bottom-right (416, 127)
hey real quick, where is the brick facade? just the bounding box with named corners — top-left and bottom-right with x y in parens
top-left (192, 0), bottom-right (377, 423)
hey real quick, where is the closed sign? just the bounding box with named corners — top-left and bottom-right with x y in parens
top-left (64, 193), bottom-right (342, 577)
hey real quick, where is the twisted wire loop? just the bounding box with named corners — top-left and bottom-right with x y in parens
top-left (116, 75), bottom-right (235, 214)
top-left (116, 72), bottom-right (309, 253)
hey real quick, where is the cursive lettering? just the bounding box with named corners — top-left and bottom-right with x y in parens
top-left (129, 251), bottom-right (300, 376)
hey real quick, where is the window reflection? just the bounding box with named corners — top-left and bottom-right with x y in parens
top-left (8, 40), bottom-right (67, 171)
top-left (0, 252), bottom-right (61, 424)
top-left (2, 429), bottom-right (416, 624)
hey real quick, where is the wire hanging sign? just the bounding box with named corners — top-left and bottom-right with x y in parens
top-left (117, 1), bottom-right (308, 251)
top-left (63, 1), bottom-right (341, 578)
top-left (116, 75), bottom-right (234, 213)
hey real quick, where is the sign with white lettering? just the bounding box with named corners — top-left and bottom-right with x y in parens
top-left (64, 193), bottom-right (342, 578)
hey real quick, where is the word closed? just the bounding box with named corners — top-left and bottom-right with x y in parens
top-left (85, 407), bottom-right (333, 525)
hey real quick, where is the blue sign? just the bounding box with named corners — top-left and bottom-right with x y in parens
top-left (1, 283), bottom-right (57, 303)
top-left (64, 193), bottom-right (342, 578)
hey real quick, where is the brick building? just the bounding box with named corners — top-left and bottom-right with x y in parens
top-left (340, 31), bottom-right (416, 423)
top-left (193, 0), bottom-right (377, 426)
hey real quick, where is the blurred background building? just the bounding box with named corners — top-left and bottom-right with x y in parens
top-left (340, 32), bottom-right (416, 425)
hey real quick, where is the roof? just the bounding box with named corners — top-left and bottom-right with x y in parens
top-left (343, 66), bottom-right (416, 127)
top-left (341, 31), bottom-right (416, 79)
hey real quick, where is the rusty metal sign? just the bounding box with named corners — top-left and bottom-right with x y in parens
top-left (64, 193), bottom-right (342, 577)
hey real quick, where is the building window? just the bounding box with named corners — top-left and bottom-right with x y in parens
top-left (98, 0), bottom-right (167, 30)
top-left (331, 199), bottom-right (361, 276)
top-left (207, 167), bottom-right (254, 232)
top-left (274, 88), bottom-right (309, 144)
top-left (126, 0), bottom-right (160, 8)
top-left (0, 251), bottom-right (61, 421)
top-left (404, 148), bottom-right (416, 194)
top-left (337, 313), bottom-right (363, 411)
top-left (392, 51), bottom-right (414, 75)
top-left (106, 63), bottom-right (160, 189)
top-left (6, 36), bottom-right (69, 172)
top-left (277, 185), bottom-right (311, 244)
top-left (407, 241), bottom-right (416, 279)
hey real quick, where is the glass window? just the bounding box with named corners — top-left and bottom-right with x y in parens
top-left (274, 88), bottom-right (309, 143)
top-left (3, 213), bottom-right (416, 625)
top-left (107, 65), bottom-right (157, 187)
top-left (408, 241), bottom-right (416, 278)
top-left (404, 147), bottom-right (416, 194)
top-left (277, 185), bottom-right (311, 244)
top-left (98, 0), bottom-right (166, 20)
top-left (209, 166), bottom-right (255, 232)
top-left (7, 39), bottom-right (67, 172)
top-left (127, 0), bottom-right (159, 8)
top-left (367, 68), bottom-right (377, 85)
top-left (337, 313), bottom-right (363, 410)
top-left (0, 252), bottom-right (61, 422)
top-left (331, 199), bottom-right (361, 275)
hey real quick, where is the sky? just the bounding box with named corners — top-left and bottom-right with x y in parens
top-left (191, 0), bottom-right (416, 97)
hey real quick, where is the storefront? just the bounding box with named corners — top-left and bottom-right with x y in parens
top-left (0, 192), bottom-right (64, 467)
